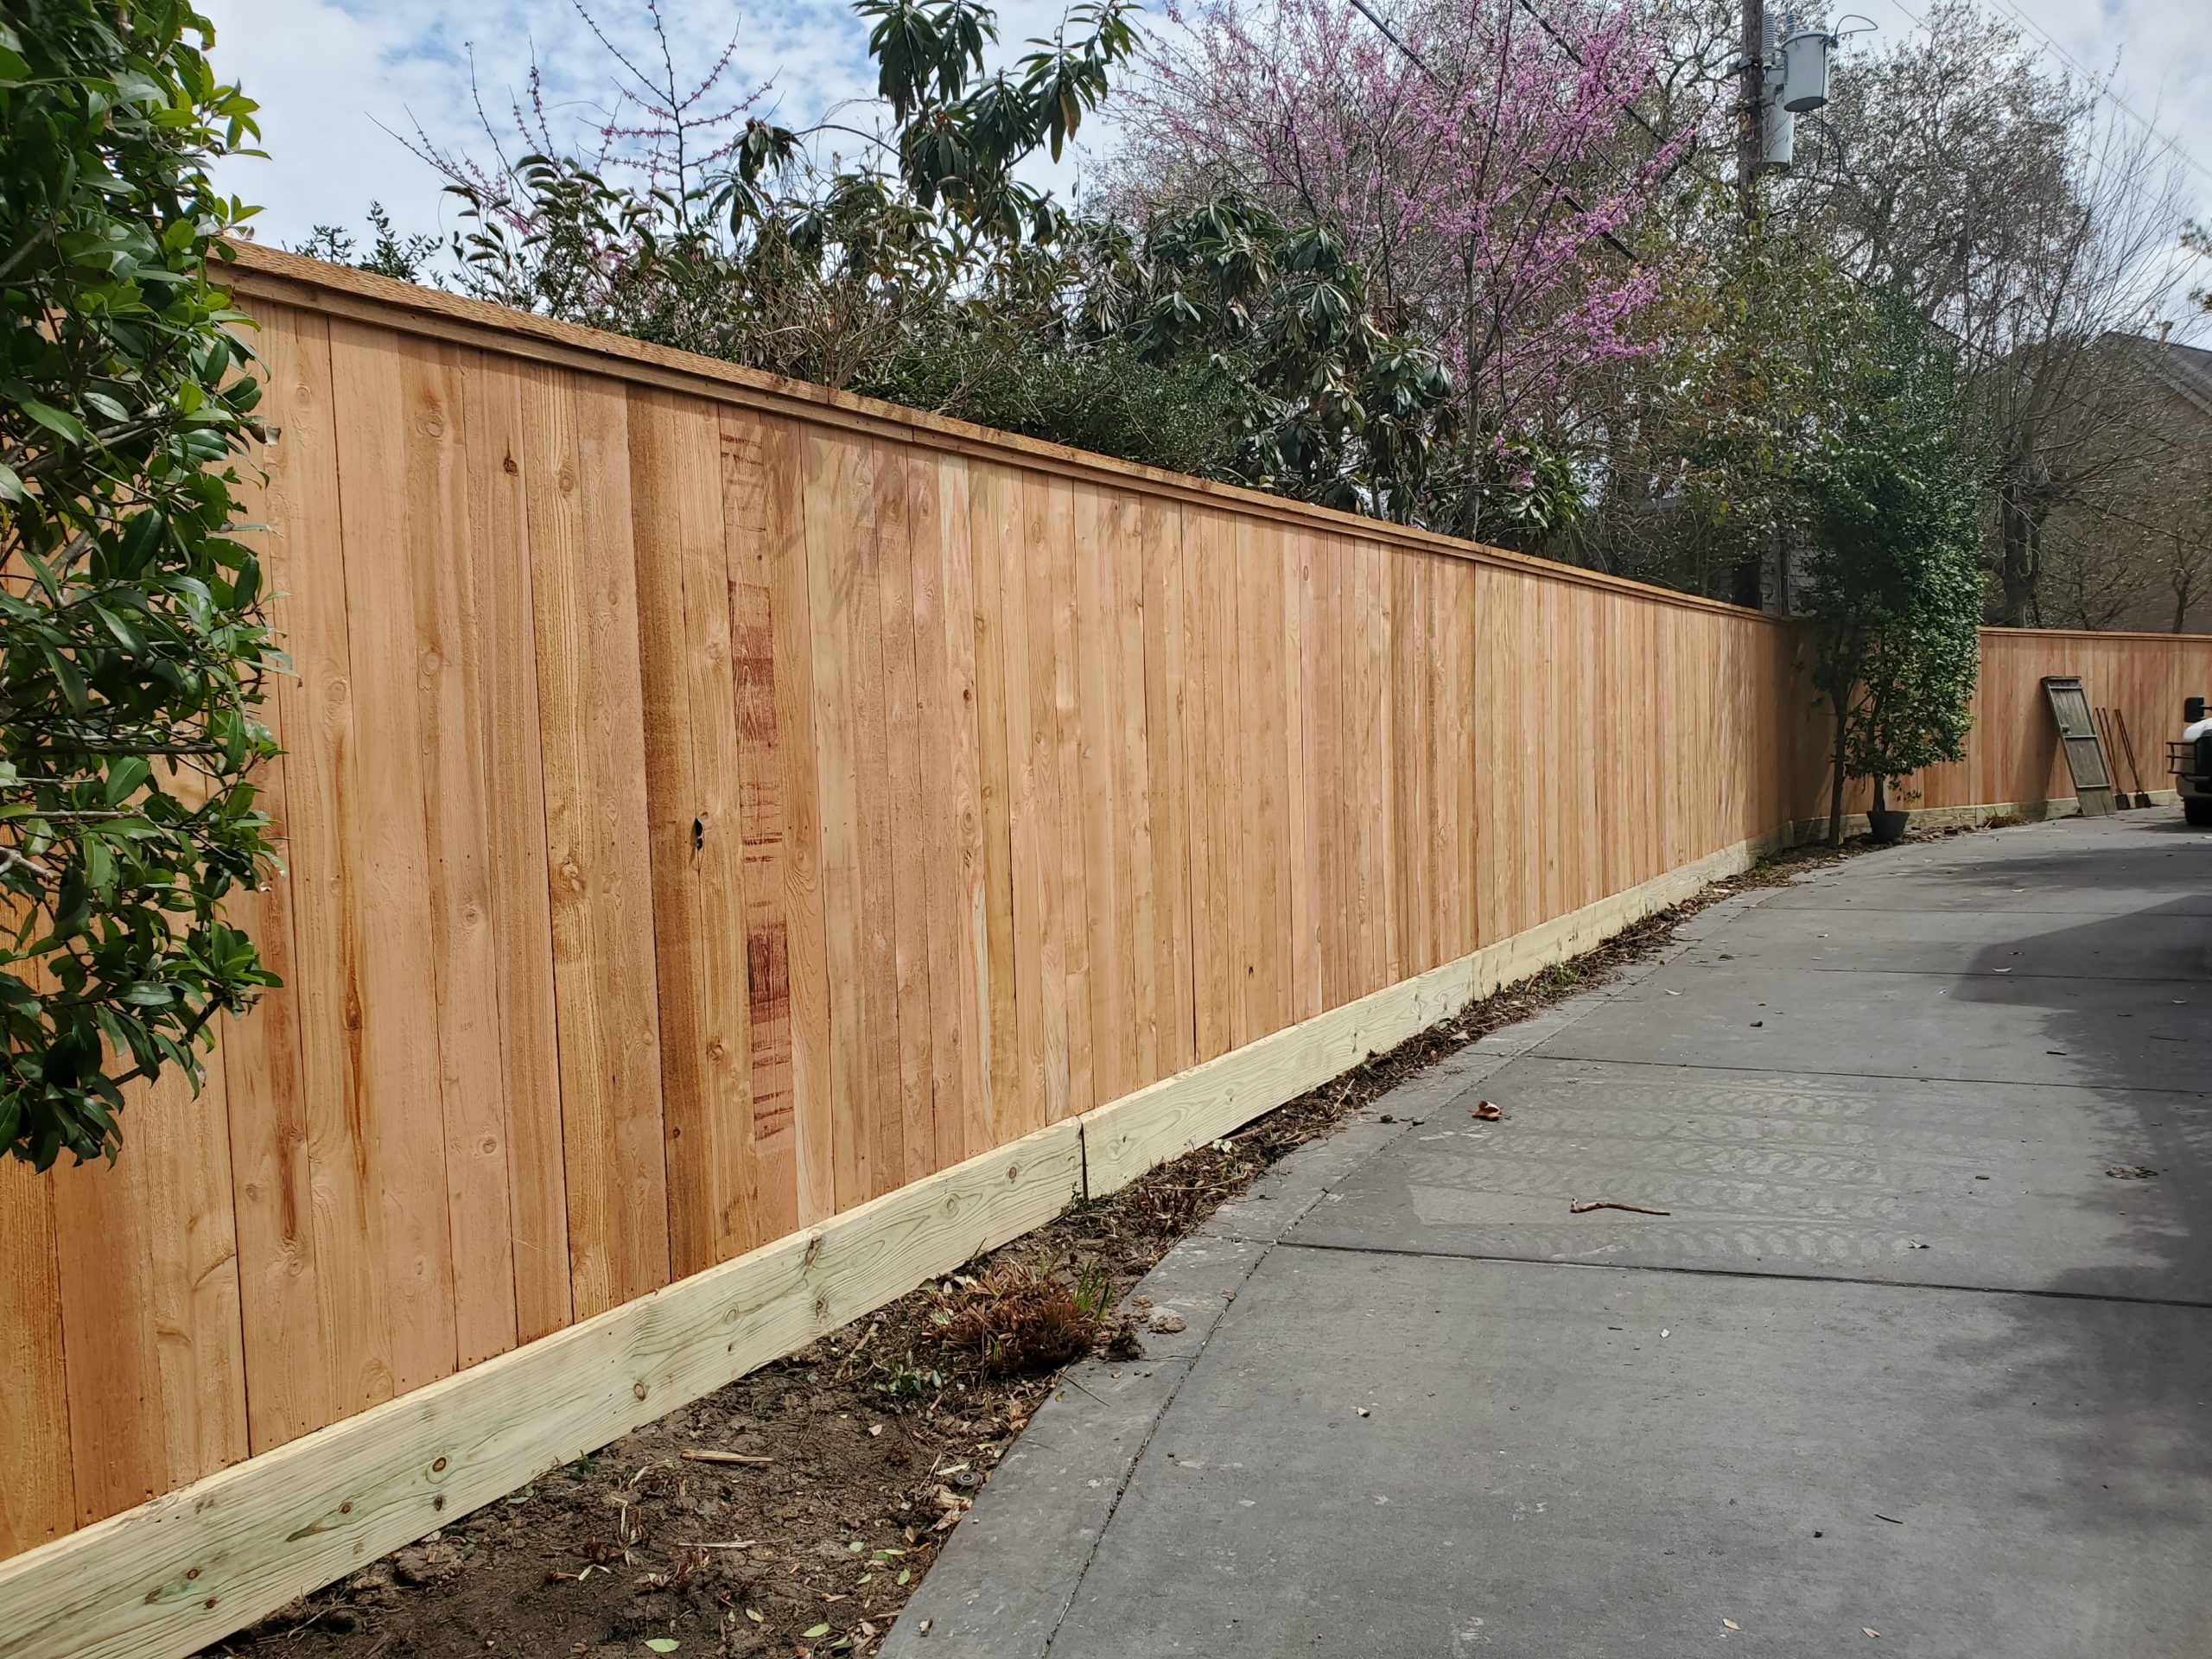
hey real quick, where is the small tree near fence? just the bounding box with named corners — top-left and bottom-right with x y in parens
top-left (1803, 296), bottom-right (1984, 846)
top-left (0, 1), bottom-right (277, 1168)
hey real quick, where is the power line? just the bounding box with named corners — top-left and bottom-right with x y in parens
top-left (1510, 0), bottom-right (1676, 155)
top-left (1878, 0), bottom-right (2212, 197)
top-left (1985, 0), bottom-right (2212, 195)
top-left (1357, 0), bottom-right (1777, 245)
top-left (1339, 0), bottom-right (1643, 262)
top-left (1524, 2), bottom-right (2207, 547)
top-left (1357, 0), bottom-right (2190, 492)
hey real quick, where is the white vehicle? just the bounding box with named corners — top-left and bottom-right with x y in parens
top-left (2171, 696), bottom-right (2212, 827)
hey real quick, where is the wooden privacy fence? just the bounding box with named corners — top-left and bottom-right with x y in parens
top-left (4, 242), bottom-right (2211, 1658)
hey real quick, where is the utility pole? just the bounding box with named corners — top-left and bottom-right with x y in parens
top-left (1731, 9), bottom-right (1841, 610)
top-left (1736, 0), bottom-right (1770, 609)
top-left (1738, 0), bottom-right (1766, 224)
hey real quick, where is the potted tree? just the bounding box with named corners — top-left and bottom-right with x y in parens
top-left (1802, 297), bottom-right (1983, 848)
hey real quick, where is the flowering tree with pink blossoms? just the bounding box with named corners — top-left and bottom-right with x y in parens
top-left (1119, 0), bottom-right (1693, 534)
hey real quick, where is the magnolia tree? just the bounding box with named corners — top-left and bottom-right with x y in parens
top-left (1118, 0), bottom-right (1688, 534)
top-left (1802, 297), bottom-right (1983, 843)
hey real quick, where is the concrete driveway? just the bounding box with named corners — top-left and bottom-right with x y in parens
top-left (887, 815), bottom-right (2212, 1658)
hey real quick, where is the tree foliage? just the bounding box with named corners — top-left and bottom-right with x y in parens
top-left (293, 200), bottom-right (442, 284)
top-left (0, 0), bottom-right (278, 1168)
top-left (1777, 1), bottom-right (2198, 626)
top-left (417, 0), bottom-right (1137, 394)
top-left (1096, 194), bottom-right (1454, 518)
top-left (1558, 214), bottom-right (1863, 598)
top-left (1800, 296), bottom-right (1984, 842)
top-left (319, 0), bottom-right (1450, 519)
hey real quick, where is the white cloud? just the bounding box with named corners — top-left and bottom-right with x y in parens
top-left (200, 0), bottom-right (437, 240)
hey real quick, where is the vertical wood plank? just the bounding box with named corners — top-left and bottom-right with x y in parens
top-left (1183, 505), bottom-right (1229, 1062)
top-left (29, 871), bottom-right (245, 1518)
top-left (748, 412), bottom-right (835, 1230)
top-left (1518, 573), bottom-right (1546, 938)
top-left (1568, 584), bottom-right (1596, 909)
top-left (54, 1139), bottom-right (163, 1522)
top-left (1115, 493), bottom-right (1160, 1084)
top-left (800, 426), bottom-right (876, 1208)
top-left (1351, 541), bottom-right (1389, 988)
top-left (136, 1034), bottom-right (251, 1491)
top-left (1286, 531), bottom-right (1321, 1022)
top-left (1014, 470), bottom-right (1071, 1119)
top-left (267, 312), bottom-right (389, 1421)
top-left (399, 339), bottom-right (520, 1370)
top-left (1309, 535), bottom-right (1346, 1009)
top-left (1071, 485), bottom-right (1125, 1106)
top-left (1254, 522), bottom-right (1291, 1035)
top-left (221, 302), bottom-right (334, 1448)
top-left (1391, 550), bottom-right (1432, 974)
top-left (718, 410), bottom-right (796, 1243)
top-left (994, 464), bottom-right (1054, 1134)
top-left (1439, 561), bottom-right (1476, 957)
top-left (914, 454), bottom-right (988, 1169)
top-left (1227, 514), bottom-right (1262, 1048)
top-left (1230, 517), bottom-right (1268, 1046)
top-left (1472, 564), bottom-right (1504, 945)
top-left (1459, 563), bottom-right (1483, 950)
top-left (1599, 595), bottom-right (1624, 895)
top-left (520, 367), bottom-right (671, 1315)
top-left (1376, 544), bottom-right (1402, 982)
top-left (330, 319), bottom-right (458, 1396)
top-left (968, 461), bottom-right (1024, 1146)
top-left (632, 389), bottom-right (760, 1276)
top-left (1141, 499), bottom-right (1197, 1075)
top-left (0, 1162), bottom-right (73, 1552)
top-left (1044, 478), bottom-right (1093, 1116)
top-left (463, 354), bottom-right (572, 1343)
top-left (879, 448), bottom-right (938, 1181)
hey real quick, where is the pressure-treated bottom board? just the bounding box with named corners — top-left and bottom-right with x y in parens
top-left (0, 1126), bottom-right (1085, 1659)
top-left (1793, 793), bottom-right (2112, 844)
top-left (1083, 827), bottom-right (1792, 1193)
top-left (0, 823), bottom-right (1821, 1659)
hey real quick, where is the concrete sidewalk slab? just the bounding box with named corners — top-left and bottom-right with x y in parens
top-left (1760, 823), bottom-right (2212, 914)
top-left (1040, 1249), bottom-right (2212, 1659)
top-left (889, 814), bottom-right (2212, 1658)
top-left (1681, 904), bottom-right (2212, 980)
top-left (1286, 1058), bottom-right (2211, 1300)
top-left (1533, 961), bottom-right (2212, 1092)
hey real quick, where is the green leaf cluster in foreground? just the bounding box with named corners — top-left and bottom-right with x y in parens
top-left (1, 0), bottom-right (278, 1167)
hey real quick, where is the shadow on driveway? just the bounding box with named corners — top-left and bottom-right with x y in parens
top-left (1943, 894), bottom-right (2212, 1541)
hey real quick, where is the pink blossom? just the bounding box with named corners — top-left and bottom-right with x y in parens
top-left (1122, 0), bottom-right (1693, 448)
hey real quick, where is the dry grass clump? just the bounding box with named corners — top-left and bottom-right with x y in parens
top-left (943, 1256), bottom-right (1116, 1376)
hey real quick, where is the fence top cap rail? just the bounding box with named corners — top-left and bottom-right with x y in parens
top-left (214, 237), bottom-right (1783, 622)
top-left (1981, 625), bottom-right (2212, 645)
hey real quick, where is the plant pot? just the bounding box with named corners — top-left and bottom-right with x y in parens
top-left (1867, 805), bottom-right (1909, 843)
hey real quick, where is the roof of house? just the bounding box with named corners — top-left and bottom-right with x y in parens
top-left (2107, 331), bottom-right (2212, 421)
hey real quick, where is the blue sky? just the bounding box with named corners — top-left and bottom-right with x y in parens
top-left (207, 0), bottom-right (2211, 314)
top-left (202, 0), bottom-right (1096, 243)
